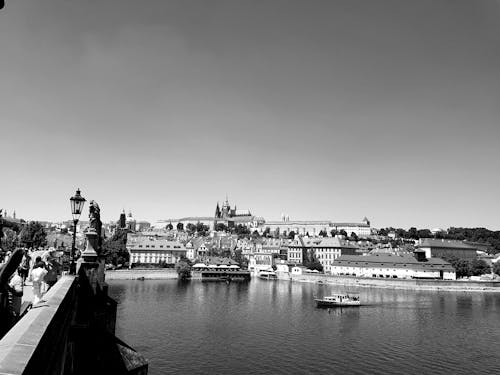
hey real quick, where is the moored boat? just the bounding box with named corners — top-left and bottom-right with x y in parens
top-left (315, 294), bottom-right (360, 307)
top-left (258, 270), bottom-right (278, 280)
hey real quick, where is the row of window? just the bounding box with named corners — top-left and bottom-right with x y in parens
top-left (137, 244), bottom-right (183, 249)
top-left (131, 257), bottom-right (175, 262)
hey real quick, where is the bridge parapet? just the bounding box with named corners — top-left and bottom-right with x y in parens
top-left (0, 270), bottom-right (147, 374)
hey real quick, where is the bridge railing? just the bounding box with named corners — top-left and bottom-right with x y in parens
top-left (0, 275), bottom-right (78, 375)
top-left (0, 266), bottom-right (148, 375)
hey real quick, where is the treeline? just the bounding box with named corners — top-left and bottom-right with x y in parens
top-left (378, 227), bottom-right (500, 254)
top-left (441, 256), bottom-right (492, 278)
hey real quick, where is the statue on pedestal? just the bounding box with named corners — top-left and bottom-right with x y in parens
top-left (88, 200), bottom-right (103, 251)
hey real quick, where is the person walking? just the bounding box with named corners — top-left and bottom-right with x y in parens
top-left (20, 253), bottom-right (31, 284)
top-left (30, 257), bottom-right (47, 305)
top-left (44, 257), bottom-right (59, 291)
top-left (8, 267), bottom-right (24, 317)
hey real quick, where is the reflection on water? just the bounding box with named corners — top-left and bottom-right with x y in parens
top-left (109, 279), bottom-right (500, 375)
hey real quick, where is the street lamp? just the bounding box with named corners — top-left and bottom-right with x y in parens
top-left (70, 189), bottom-right (86, 274)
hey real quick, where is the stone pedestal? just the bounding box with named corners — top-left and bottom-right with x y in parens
top-left (77, 229), bottom-right (100, 292)
top-left (81, 228), bottom-right (98, 262)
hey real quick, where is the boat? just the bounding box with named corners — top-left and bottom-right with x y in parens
top-left (258, 270), bottom-right (278, 280)
top-left (314, 294), bottom-right (360, 307)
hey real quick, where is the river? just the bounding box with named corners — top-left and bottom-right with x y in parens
top-left (108, 279), bottom-right (500, 374)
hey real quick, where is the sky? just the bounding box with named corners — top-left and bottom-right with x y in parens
top-left (0, 0), bottom-right (499, 229)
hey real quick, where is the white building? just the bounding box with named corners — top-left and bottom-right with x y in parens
top-left (126, 233), bottom-right (187, 268)
top-left (308, 237), bottom-right (359, 273)
top-left (331, 253), bottom-right (456, 280)
top-left (248, 253), bottom-right (274, 274)
top-left (256, 217), bottom-right (371, 238)
top-left (286, 236), bottom-right (359, 272)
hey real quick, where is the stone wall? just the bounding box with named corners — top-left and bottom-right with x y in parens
top-left (0, 267), bottom-right (148, 374)
top-left (0, 276), bottom-right (78, 375)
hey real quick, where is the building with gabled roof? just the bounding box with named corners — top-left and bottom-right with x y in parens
top-left (417, 238), bottom-right (478, 259)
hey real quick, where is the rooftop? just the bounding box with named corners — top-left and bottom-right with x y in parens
top-left (126, 234), bottom-right (186, 250)
top-left (418, 238), bottom-right (478, 250)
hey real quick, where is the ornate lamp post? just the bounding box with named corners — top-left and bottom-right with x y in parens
top-left (70, 189), bottom-right (86, 274)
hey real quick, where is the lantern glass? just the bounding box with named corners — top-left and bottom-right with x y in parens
top-left (70, 189), bottom-right (86, 221)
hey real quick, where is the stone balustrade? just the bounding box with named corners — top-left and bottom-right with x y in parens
top-left (0, 266), bottom-right (147, 375)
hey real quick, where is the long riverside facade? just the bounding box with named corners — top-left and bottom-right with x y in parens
top-left (331, 253), bottom-right (456, 280)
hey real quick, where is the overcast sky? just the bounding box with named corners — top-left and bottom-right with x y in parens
top-left (1, 0), bottom-right (499, 229)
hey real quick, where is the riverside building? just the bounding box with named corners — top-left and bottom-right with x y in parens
top-left (331, 253), bottom-right (456, 280)
top-left (126, 233), bottom-right (187, 268)
top-left (286, 237), bottom-right (359, 272)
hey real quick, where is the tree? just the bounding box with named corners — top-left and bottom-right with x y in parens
top-left (252, 230), bottom-right (261, 239)
top-left (215, 223), bottom-right (228, 232)
top-left (417, 229), bottom-right (432, 238)
top-left (233, 249), bottom-right (248, 268)
top-left (102, 229), bottom-right (130, 265)
top-left (339, 230), bottom-right (348, 237)
top-left (175, 260), bottom-right (191, 280)
top-left (262, 227), bottom-right (271, 238)
top-left (166, 223), bottom-right (174, 230)
top-left (469, 259), bottom-right (490, 276)
top-left (186, 223), bottom-right (196, 235)
top-left (288, 231), bottom-right (296, 240)
top-left (408, 227), bottom-right (419, 240)
top-left (196, 222), bottom-right (210, 236)
top-left (233, 224), bottom-right (250, 238)
top-left (350, 232), bottom-right (358, 241)
top-left (1, 228), bottom-right (18, 253)
top-left (443, 256), bottom-right (490, 278)
top-left (330, 229), bottom-right (338, 237)
top-left (493, 262), bottom-right (500, 276)
top-left (19, 221), bottom-right (47, 248)
top-left (319, 230), bottom-right (327, 237)
top-left (303, 249), bottom-right (323, 272)
top-left (378, 228), bottom-right (388, 236)
top-left (176, 222), bottom-right (184, 231)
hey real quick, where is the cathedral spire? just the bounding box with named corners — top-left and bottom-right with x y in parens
top-left (215, 202), bottom-right (221, 218)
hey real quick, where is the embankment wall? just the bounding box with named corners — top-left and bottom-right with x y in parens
top-left (279, 273), bottom-right (500, 291)
top-left (106, 269), bottom-right (178, 280)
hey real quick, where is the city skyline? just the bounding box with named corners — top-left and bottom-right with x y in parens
top-left (1, 0), bottom-right (500, 229)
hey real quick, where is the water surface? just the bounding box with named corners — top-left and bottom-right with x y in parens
top-left (109, 279), bottom-right (500, 374)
